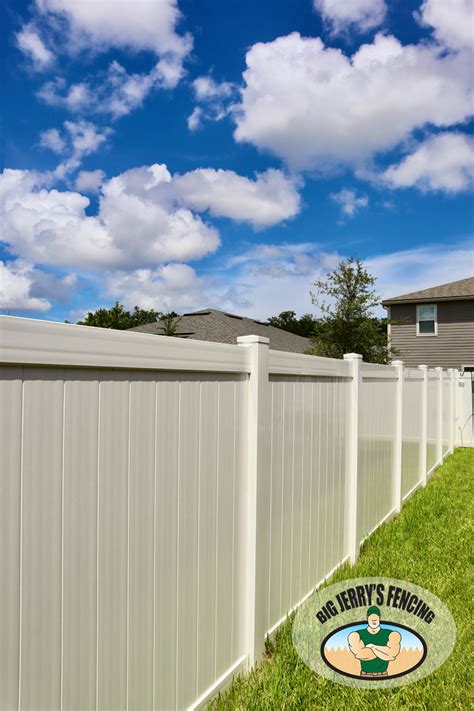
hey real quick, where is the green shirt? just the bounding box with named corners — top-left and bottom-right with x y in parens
top-left (356, 626), bottom-right (391, 673)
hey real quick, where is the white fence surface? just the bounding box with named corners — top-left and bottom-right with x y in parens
top-left (0, 316), bottom-right (471, 711)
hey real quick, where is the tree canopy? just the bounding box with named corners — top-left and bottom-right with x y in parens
top-left (75, 302), bottom-right (177, 330)
top-left (306, 257), bottom-right (393, 363)
top-left (267, 310), bottom-right (319, 338)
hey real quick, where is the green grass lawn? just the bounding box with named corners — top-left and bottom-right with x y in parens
top-left (212, 448), bottom-right (474, 711)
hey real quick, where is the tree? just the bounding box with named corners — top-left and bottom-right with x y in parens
top-left (307, 257), bottom-right (395, 363)
top-left (267, 310), bottom-right (319, 338)
top-left (159, 312), bottom-right (182, 336)
top-left (77, 302), bottom-right (163, 330)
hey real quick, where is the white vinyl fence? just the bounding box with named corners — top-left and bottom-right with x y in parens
top-left (0, 316), bottom-right (470, 711)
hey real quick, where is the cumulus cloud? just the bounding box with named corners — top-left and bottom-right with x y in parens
top-left (0, 260), bottom-right (64, 312)
top-left (75, 169), bottom-right (106, 193)
top-left (330, 188), bottom-right (369, 217)
top-left (37, 59), bottom-right (180, 120)
top-left (233, 32), bottom-right (473, 170)
top-left (188, 74), bottom-right (237, 131)
top-left (174, 168), bottom-right (301, 228)
top-left (38, 120), bottom-right (112, 176)
top-left (187, 107), bottom-right (204, 131)
top-left (0, 166), bottom-right (218, 270)
top-left (382, 132), bottom-right (474, 193)
top-left (418, 0), bottom-right (474, 52)
top-left (0, 163), bottom-right (300, 271)
top-left (37, 78), bottom-right (96, 113)
top-left (39, 127), bottom-right (66, 153)
top-left (19, 1), bottom-right (191, 119)
top-left (16, 24), bottom-right (54, 70)
top-left (34, 0), bottom-right (192, 61)
top-left (314, 0), bottom-right (387, 35)
top-left (192, 76), bottom-right (235, 101)
top-left (106, 263), bottom-right (206, 312)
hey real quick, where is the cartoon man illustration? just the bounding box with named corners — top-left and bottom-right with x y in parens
top-left (348, 606), bottom-right (401, 677)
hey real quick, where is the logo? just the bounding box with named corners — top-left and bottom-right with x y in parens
top-left (292, 577), bottom-right (456, 688)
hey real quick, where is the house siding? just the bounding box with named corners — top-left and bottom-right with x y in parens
top-left (389, 300), bottom-right (474, 368)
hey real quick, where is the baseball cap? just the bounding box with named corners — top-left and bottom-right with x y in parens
top-left (367, 606), bottom-right (381, 617)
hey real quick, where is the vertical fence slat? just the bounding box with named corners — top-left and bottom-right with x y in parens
top-left (176, 380), bottom-right (200, 709)
top-left (21, 371), bottom-right (64, 711)
top-left (196, 381), bottom-right (218, 695)
top-left (97, 377), bottom-right (129, 711)
top-left (154, 379), bottom-right (180, 711)
top-left (0, 369), bottom-right (22, 711)
top-left (62, 375), bottom-right (99, 711)
top-left (128, 378), bottom-right (156, 711)
top-left (419, 365), bottom-right (428, 486)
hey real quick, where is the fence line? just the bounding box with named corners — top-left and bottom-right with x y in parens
top-left (0, 316), bottom-right (471, 711)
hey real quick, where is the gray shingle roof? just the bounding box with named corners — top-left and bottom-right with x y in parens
top-left (130, 309), bottom-right (311, 353)
top-left (382, 276), bottom-right (474, 305)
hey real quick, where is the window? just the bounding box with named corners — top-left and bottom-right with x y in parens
top-left (417, 304), bottom-right (437, 336)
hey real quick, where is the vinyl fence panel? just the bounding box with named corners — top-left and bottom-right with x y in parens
top-left (357, 365), bottom-right (397, 544)
top-left (427, 371), bottom-right (439, 473)
top-left (0, 316), bottom-right (461, 711)
top-left (401, 369), bottom-right (423, 500)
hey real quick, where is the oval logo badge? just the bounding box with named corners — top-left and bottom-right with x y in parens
top-left (292, 577), bottom-right (456, 688)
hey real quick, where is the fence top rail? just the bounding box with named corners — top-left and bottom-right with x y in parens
top-left (404, 368), bottom-right (424, 380)
top-left (0, 315), bottom-right (250, 374)
top-left (360, 361), bottom-right (397, 379)
top-left (267, 347), bottom-right (351, 378)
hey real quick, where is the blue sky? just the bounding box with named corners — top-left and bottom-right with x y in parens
top-left (1, 0), bottom-right (473, 322)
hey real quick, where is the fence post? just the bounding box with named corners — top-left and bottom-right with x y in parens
top-left (435, 367), bottom-right (443, 463)
top-left (343, 353), bottom-right (362, 565)
top-left (419, 364), bottom-right (428, 486)
top-left (448, 369), bottom-right (455, 452)
top-left (237, 335), bottom-right (270, 668)
top-left (392, 360), bottom-right (404, 513)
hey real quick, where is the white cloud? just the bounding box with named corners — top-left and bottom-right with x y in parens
top-left (32, 0), bottom-right (192, 62)
top-left (75, 169), bottom-right (106, 193)
top-left (233, 32), bottom-right (473, 170)
top-left (0, 261), bottom-right (51, 311)
top-left (174, 168), bottom-right (301, 228)
top-left (220, 240), bottom-right (474, 320)
top-left (37, 60), bottom-right (181, 119)
top-left (382, 132), bottom-right (474, 193)
top-left (106, 263), bottom-right (206, 312)
top-left (188, 75), bottom-right (237, 131)
top-left (39, 127), bottom-right (66, 154)
top-left (418, 0), bottom-right (474, 52)
top-left (366, 242), bottom-right (474, 307)
top-left (37, 79), bottom-right (95, 113)
top-left (20, 0), bottom-right (191, 120)
top-left (39, 121), bottom-right (112, 176)
top-left (0, 166), bottom-right (219, 270)
top-left (187, 107), bottom-right (204, 131)
top-left (192, 76), bottom-right (234, 101)
top-left (314, 0), bottom-right (387, 34)
top-left (0, 163), bottom-right (300, 272)
top-left (330, 188), bottom-right (369, 217)
top-left (16, 24), bottom-right (54, 69)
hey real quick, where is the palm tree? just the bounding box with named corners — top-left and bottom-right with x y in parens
top-left (161, 312), bottom-right (182, 336)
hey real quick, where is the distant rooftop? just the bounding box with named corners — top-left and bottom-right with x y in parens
top-left (130, 308), bottom-right (311, 353)
top-left (382, 276), bottom-right (474, 306)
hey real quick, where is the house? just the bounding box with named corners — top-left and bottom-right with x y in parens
top-left (130, 308), bottom-right (311, 353)
top-left (382, 276), bottom-right (474, 369)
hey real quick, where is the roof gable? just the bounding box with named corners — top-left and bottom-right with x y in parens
top-left (382, 276), bottom-right (474, 305)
